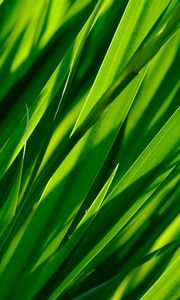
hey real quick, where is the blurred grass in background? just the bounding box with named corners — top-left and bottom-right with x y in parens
top-left (0, 0), bottom-right (179, 299)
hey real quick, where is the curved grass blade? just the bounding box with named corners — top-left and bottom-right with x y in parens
top-left (34, 0), bottom-right (179, 191)
top-left (46, 107), bottom-right (180, 298)
top-left (0, 104), bottom-right (29, 236)
top-left (11, 165), bottom-right (118, 300)
top-left (141, 250), bottom-right (180, 300)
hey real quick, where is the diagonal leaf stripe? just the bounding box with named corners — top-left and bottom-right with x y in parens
top-left (0, 0), bottom-right (179, 299)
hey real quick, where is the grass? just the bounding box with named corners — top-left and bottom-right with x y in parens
top-left (0, 0), bottom-right (179, 299)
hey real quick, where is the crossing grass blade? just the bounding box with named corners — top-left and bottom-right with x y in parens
top-left (0, 104), bottom-right (29, 235)
top-left (0, 0), bottom-right (179, 299)
top-left (141, 250), bottom-right (180, 300)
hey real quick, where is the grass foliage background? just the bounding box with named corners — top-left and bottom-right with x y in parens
top-left (0, 0), bottom-right (180, 299)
